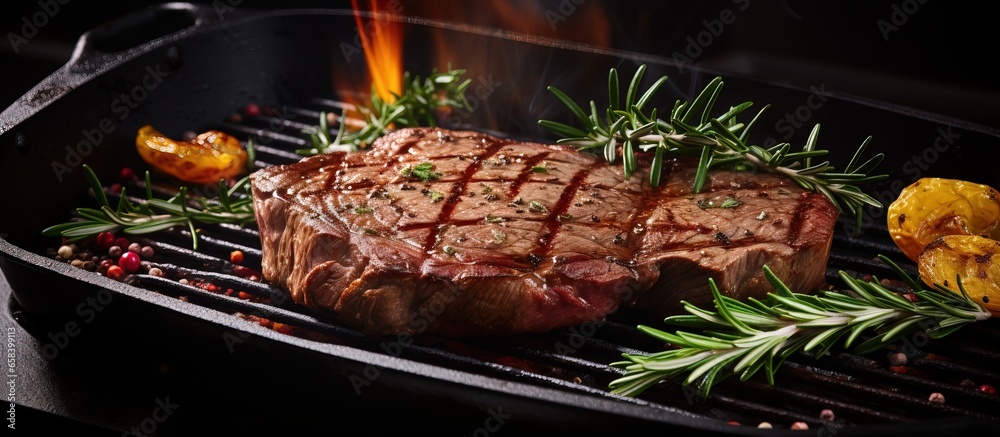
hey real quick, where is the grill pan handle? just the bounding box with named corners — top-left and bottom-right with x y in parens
top-left (0, 2), bottom-right (226, 135)
top-left (69, 2), bottom-right (215, 63)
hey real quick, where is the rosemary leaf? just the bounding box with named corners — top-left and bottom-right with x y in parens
top-left (624, 64), bottom-right (645, 111)
top-left (608, 68), bottom-right (620, 111)
top-left (59, 223), bottom-right (122, 239)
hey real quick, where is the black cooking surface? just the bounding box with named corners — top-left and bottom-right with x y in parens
top-left (3, 2), bottom-right (1000, 436)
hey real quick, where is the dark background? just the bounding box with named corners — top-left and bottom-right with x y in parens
top-left (3, 0), bottom-right (999, 130)
top-left (2, 1), bottom-right (999, 435)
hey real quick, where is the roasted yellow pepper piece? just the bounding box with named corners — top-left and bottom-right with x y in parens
top-left (918, 234), bottom-right (1000, 316)
top-left (887, 177), bottom-right (1000, 262)
top-left (135, 124), bottom-right (247, 184)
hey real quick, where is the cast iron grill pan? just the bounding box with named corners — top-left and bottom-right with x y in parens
top-left (2, 5), bottom-right (1000, 436)
top-left (15, 96), bottom-right (1000, 434)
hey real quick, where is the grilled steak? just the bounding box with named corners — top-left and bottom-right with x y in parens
top-left (250, 127), bottom-right (839, 338)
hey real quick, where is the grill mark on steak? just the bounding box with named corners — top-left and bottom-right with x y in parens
top-left (322, 167), bottom-right (339, 193)
top-left (508, 152), bottom-right (551, 198)
top-left (535, 166), bottom-right (596, 262)
top-left (786, 200), bottom-right (809, 244)
top-left (423, 138), bottom-right (510, 253)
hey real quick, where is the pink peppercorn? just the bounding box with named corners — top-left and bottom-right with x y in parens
top-left (243, 103), bottom-right (261, 116)
top-left (96, 232), bottom-right (116, 250)
top-left (888, 352), bottom-right (907, 366)
top-left (106, 265), bottom-right (124, 280)
top-left (118, 252), bottom-right (141, 273)
top-left (119, 167), bottom-right (137, 182)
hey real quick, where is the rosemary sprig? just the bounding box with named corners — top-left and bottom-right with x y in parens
top-left (608, 255), bottom-right (991, 400)
top-left (41, 164), bottom-right (256, 250)
top-left (297, 67), bottom-right (472, 155)
top-left (538, 65), bottom-right (889, 228)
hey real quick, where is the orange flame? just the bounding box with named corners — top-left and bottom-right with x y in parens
top-left (351, 0), bottom-right (403, 104)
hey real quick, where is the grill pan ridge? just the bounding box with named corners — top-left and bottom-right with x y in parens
top-left (2, 4), bottom-right (1000, 436)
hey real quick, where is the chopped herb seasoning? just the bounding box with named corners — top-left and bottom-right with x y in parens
top-left (442, 245), bottom-right (457, 256)
top-left (401, 162), bottom-right (441, 182)
top-left (720, 197), bottom-right (742, 208)
top-left (529, 201), bottom-right (548, 213)
top-left (697, 197), bottom-right (741, 209)
top-left (558, 213), bottom-right (574, 221)
top-left (531, 164), bottom-right (548, 173)
top-left (425, 190), bottom-right (444, 203)
top-left (485, 214), bottom-right (507, 224)
top-left (492, 229), bottom-right (506, 244)
top-left (354, 206), bottom-right (373, 214)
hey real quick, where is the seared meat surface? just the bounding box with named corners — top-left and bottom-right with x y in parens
top-left (250, 127), bottom-right (838, 337)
